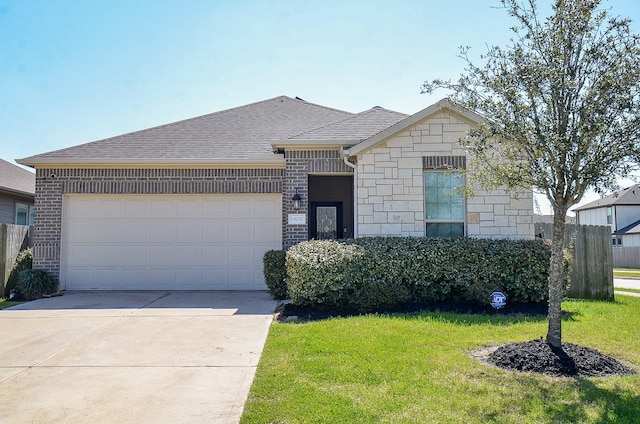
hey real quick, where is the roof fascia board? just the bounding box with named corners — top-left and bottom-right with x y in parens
top-left (16, 158), bottom-right (286, 170)
top-left (347, 98), bottom-right (484, 157)
top-left (0, 187), bottom-right (35, 198)
top-left (271, 139), bottom-right (360, 151)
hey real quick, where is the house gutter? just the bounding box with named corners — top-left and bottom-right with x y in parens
top-left (341, 147), bottom-right (358, 238)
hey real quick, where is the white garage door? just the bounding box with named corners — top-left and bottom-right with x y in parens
top-left (61, 194), bottom-right (282, 290)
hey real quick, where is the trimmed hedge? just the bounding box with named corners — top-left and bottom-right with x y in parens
top-left (263, 250), bottom-right (288, 299)
top-left (286, 237), bottom-right (551, 311)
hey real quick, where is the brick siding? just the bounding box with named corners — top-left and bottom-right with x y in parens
top-left (33, 168), bottom-right (284, 277)
top-left (283, 150), bottom-right (353, 248)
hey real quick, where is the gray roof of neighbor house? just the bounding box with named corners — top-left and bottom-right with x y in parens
top-left (573, 184), bottom-right (640, 212)
top-left (17, 96), bottom-right (355, 167)
top-left (0, 159), bottom-right (35, 197)
top-left (613, 218), bottom-right (640, 235)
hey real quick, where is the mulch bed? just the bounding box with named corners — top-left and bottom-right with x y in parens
top-left (276, 300), bottom-right (549, 322)
top-left (487, 339), bottom-right (636, 377)
top-left (276, 301), bottom-right (636, 378)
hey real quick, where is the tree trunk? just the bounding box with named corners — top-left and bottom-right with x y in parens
top-left (546, 208), bottom-right (568, 348)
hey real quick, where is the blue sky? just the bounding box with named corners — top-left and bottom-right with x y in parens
top-left (2, 0), bottom-right (639, 212)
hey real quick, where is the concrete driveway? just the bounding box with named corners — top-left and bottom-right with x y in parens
top-left (0, 291), bottom-right (277, 424)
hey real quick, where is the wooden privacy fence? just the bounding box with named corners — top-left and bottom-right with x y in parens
top-left (1, 224), bottom-right (30, 297)
top-left (612, 246), bottom-right (640, 269)
top-left (535, 223), bottom-right (613, 300)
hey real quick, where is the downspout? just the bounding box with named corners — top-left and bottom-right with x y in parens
top-left (341, 146), bottom-right (357, 238)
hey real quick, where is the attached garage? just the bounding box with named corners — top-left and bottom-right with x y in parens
top-left (61, 194), bottom-right (282, 290)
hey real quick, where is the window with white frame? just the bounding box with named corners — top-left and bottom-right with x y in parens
top-left (15, 203), bottom-right (34, 226)
top-left (424, 171), bottom-right (465, 237)
top-left (606, 207), bottom-right (613, 224)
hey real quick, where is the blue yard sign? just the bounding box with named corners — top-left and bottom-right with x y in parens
top-left (490, 292), bottom-right (507, 309)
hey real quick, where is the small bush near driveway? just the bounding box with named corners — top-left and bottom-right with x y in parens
top-left (16, 269), bottom-right (59, 300)
top-left (263, 250), bottom-right (288, 299)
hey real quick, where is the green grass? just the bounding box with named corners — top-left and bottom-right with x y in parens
top-left (242, 298), bottom-right (640, 424)
top-left (614, 268), bottom-right (640, 278)
top-left (617, 288), bottom-right (640, 295)
top-left (0, 298), bottom-right (24, 309)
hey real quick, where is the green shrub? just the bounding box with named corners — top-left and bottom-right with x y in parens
top-left (287, 240), bottom-right (362, 308)
top-left (286, 237), bottom-right (551, 311)
top-left (16, 269), bottom-right (59, 300)
top-left (263, 250), bottom-right (288, 299)
top-left (4, 248), bottom-right (33, 298)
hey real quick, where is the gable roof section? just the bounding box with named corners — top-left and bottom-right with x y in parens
top-left (272, 106), bottom-right (408, 149)
top-left (18, 96), bottom-right (354, 168)
top-left (574, 184), bottom-right (640, 212)
top-left (613, 218), bottom-right (640, 235)
top-left (346, 98), bottom-right (484, 156)
top-left (0, 159), bottom-right (35, 196)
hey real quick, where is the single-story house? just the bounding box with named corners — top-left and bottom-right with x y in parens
top-left (574, 184), bottom-right (640, 247)
top-left (0, 158), bottom-right (35, 226)
top-left (18, 96), bottom-right (533, 291)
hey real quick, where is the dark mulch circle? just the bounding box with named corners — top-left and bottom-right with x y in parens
top-left (486, 339), bottom-right (636, 377)
top-left (277, 300), bottom-right (549, 322)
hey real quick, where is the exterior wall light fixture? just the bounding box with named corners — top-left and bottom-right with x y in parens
top-left (292, 189), bottom-right (302, 210)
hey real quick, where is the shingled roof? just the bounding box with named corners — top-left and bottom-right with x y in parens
top-left (0, 159), bottom-right (35, 196)
top-left (285, 106), bottom-right (408, 141)
top-left (574, 184), bottom-right (640, 212)
top-left (18, 96), bottom-right (354, 167)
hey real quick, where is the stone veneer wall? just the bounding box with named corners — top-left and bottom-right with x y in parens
top-left (356, 110), bottom-right (533, 239)
top-left (283, 150), bottom-right (353, 248)
top-left (32, 168), bottom-right (284, 277)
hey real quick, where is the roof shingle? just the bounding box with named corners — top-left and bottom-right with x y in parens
top-left (18, 96), bottom-right (354, 165)
top-left (0, 159), bottom-right (35, 195)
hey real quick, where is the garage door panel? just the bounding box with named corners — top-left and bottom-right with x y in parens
top-left (148, 221), bottom-right (176, 242)
top-left (202, 222), bottom-right (227, 240)
top-left (123, 198), bottom-right (150, 218)
top-left (120, 245), bottom-right (148, 265)
top-left (176, 245), bottom-right (201, 265)
top-left (254, 221), bottom-right (280, 242)
top-left (67, 220), bottom-right (95, 240)
top-left (93, 223), bottom-right (123, 243)
top-left (176, 199), bottom-right (203, 217)
top-left (227, 221), bottom-right (253, 239)
top-left (228, 245), bottom-right (253, 264)
top-left (202, 269), bottom-right (229, 289)
top-left (125, 269), bottom-right (149, 288)
top-left (94, 199), bottom-right (124, 219)
top-left (202, 245), bottom-right (228, 262)
top-left (62, 194), bottom-right (281, 290)
top-left (92, 245), bottom-right (121, 265)
top-left (176, 221), bottom-right (202, 242)
top-left (149, 269), bottom-right (177, 289)
top-left (122, 221), bottom-right (149, 242)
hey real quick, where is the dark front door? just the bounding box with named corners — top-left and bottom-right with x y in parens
top-left (310, 202), bottom-right (343, 240)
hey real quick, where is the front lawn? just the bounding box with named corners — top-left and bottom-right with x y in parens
top-left (614, 268), bottom-right (640, 279)
top-left (0, 299), bottom-right (24, 310)
top-left (242, 297), bottom-right (640, 423)
top-left (617, 288), bottom-right (640, 295)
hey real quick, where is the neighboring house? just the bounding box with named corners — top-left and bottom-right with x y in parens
top-left (574, 184), bottom-right (640, 247)
top-left (0, 158), bottom-right (35, 225)
top-left (17, 96), bottom-right (533, 291)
